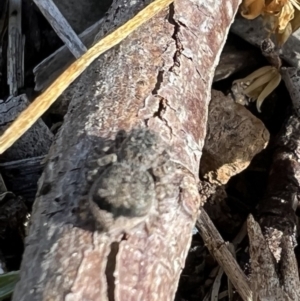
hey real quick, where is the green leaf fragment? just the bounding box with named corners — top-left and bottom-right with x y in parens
top-left (0, 271), bottom-right (19, 301)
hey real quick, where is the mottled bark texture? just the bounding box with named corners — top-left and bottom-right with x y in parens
top-left (12, 0), bottom-right (241, 300)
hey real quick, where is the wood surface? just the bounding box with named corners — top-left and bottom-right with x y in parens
top-left (12, 0), bottom-right (241, 300)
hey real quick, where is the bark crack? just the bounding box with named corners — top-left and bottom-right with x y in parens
top-left (144, 4), bottom-right (181, 136)
top-left (105, 242), bottom-right (119, 301)
top-left (151, 71), bottom-right (164, 95)
top-left (151, 97), bottom-right (174, 137)
top-left (152, 98), bottom-right (166, 119)
top-left (167, 3), bottom-right (182, 74)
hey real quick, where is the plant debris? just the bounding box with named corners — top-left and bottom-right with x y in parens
top-left (232, 65), bottom-right (281, 112)
top-left (240, 0), bottom-right (300, 45)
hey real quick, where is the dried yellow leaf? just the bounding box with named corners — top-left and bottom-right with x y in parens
top-left (244, 68), bottom-right (278, 93)
top-left (290, 5), bottom-right (300, 31)
top-left (241, 0), bottom-right (300, 45)
top-left (233, 66), bottom-right (282, 112)
top-left (247, 86), bottom-right (265, 99)
top-left (290, 0), bottom-right (300, 10)
top-left (233, 66), bottom-right (274, 84)
top-left (265, 0), bottom-right (288, 14)
top-left (241, 0), bottom-right (265, 19)
top-left (275, 21), bottom-right (292, 45)
top-left (256, 71), bottom-right (281, 111)
top-left (266, 1), bottom-right (294, 30)
top-left (278, 3), bottom-right (294, 31)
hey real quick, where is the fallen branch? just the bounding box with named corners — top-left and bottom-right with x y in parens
top-left (11, 0), bottom-right (241, 299)
top-left (196, 210), bottom-right (252, 301)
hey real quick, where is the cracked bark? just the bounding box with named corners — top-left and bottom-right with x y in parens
top-left (12, 0), bottom-right (241, 300)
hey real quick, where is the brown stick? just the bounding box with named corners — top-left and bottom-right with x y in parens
top-left (197, 210), bottom-right (252, 301)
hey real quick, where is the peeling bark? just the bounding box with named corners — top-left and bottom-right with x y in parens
top-left (12, 0), bottom-right (241, 300)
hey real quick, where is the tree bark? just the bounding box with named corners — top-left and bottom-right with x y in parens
top-left (12, 0), bottom-right (241, 300)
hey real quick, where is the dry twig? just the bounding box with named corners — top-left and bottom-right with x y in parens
top-left (32, 0), bottom-right (87, 58)
top-left (196, 210), bottom-right (252, 301)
